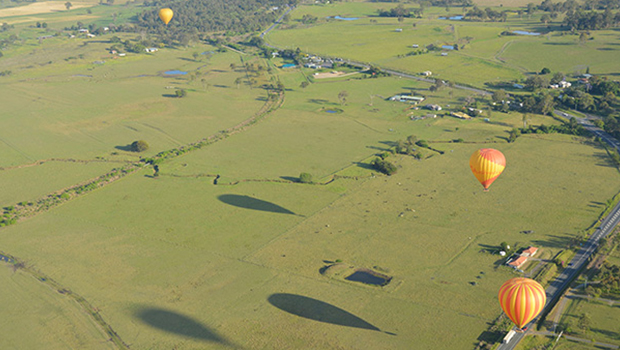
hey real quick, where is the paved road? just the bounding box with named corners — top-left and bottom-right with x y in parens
top-left (498, 110), bottom-right (620, 349)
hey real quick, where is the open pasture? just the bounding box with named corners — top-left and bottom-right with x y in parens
top-left (560, 298), bottom-right (620, 346)
top-left (268, 2), bottom-right (620, 87)
top-left (0, 64), bottom-right (618, 348)
top-left (0, 266), bottom-right (113, 349)
top-left (0, 2), bottom-right (619, 348)
top-left (0, 1), bottom-right (95, 17)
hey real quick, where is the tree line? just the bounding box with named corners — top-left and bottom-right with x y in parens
top-left (134, 0), bottom-right (295, 43)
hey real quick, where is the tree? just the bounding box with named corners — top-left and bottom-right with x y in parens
top-left (577, 313), bottom-right (592, 332)
top-left (525, 75), bottom-right (548, 90)
top-left (130, 140), bottom-right (149, 152)
top-left (300, 81), bottom-right (309, 89)
top-left (230, 63), bottom-right (236, 70)
top-left (522, 113), bottom-right (529, 128)
top-left (500, 242), bottom-right (510, 251)
top-left (508, 128), bottom-right (520, 143)
top-left (371, 158), bottom-right (397, 175)
top-left (550, 72), bottom-right (565, 84)
top-left (175, 89), bottom-right (187, 98)
top-left (192, 52), bottom-right (200, 61)
top-left (540, 14), bottom-right (550, 24)
top-left (540, 67), bottom-right (551, 75)
top-left (299, 172), bottom-right (313, 183)
top-left (65, 1), bottom-right (72, 10)
top-left (234, 77), bottom-right (242, 89)
top-left (338, 91), bottom-right (348, 105)
top-left (492, 89), bottom-right (507, 103)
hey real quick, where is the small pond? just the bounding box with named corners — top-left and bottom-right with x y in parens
top-left (164, 70), bottom-right (188, 75)
top-left (512, 30), bottom-right (541, 36)
top-left (442, 45), bottom-right (455, 50)
top-left (281, 63), bottom-right (296, 68)
top-left (330, 15), bottom-right (359, 20)
top-left (323, 108), bottom-right (344, 114)
top-left (438, 15), bottom-right (464, 20)
top-left (345, 270), bottom-right (391, 286)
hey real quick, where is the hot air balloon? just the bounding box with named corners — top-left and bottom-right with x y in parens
top-left (159, 8), bottom-right (173, 25)
top-left (469, 148), bottom-right (506, 191)
top-left (498, 277), bottom-right (546, 331)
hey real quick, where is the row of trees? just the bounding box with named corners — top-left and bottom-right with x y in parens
top-left (465, 6), bottom-right (508, 21)
top-left (564, 8), bottom-right (620, 30)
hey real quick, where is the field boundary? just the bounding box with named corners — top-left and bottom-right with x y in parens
top-left (0, 252), bottom-right (129, 349)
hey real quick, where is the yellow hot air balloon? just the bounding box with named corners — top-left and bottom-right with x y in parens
top-left (498, 277), bottom-right (546, 330)
top-left (469, 148), bottom-right (506, 191)
top-left (159, 8), bottom-right (173, 25)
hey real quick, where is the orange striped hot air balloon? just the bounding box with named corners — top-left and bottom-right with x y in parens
top-left (159, 8), bottom-right (173, 25)
top-left (469, 148), bottom-right (506, 191)
top-left (498, 277), bottom-right (546, 330)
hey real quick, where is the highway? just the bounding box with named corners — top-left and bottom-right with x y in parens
top-left (498, 111), bottom-right (620, 350)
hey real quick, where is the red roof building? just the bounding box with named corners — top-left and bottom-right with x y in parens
top-left (522, 247), bottom-right (538, 257)
top-left (508, 256), bottom-right (528, 268)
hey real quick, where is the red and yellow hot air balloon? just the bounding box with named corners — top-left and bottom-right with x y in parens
top-left (159, 8), bottom-right (173, 25)
top-left (498, 277), bottom-right (546, 330)
top-left (469, 148), bottom-right (506, 191)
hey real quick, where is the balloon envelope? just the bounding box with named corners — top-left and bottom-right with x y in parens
top-left (159, 8), bottom-right (173, 25)
top-left (469, 148), bottom-right (506, 190)
top-left (498, 277), bottom-right (546, 329)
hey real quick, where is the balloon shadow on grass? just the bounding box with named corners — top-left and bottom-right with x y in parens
top-left (267, 293), bottom-right (395, 335)
top-left (135, 307), bottom-right (233, 346)
top-left (218, 194), bottom-right (298, 215)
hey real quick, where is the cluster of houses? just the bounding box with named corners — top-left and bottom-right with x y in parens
top-left (505, 246), bottom-right (539, 270)
top-left (303, 55), bottom-right (334, 69)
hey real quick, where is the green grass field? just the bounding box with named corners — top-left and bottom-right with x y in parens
top-left (266, 2), bottom-right (620, 87)
top-left (0, 265), bottom-right (113, 349)
top-left (560, 298), bottom-right (620, 346)
top-left (0, 1), bottom-right (619, 349)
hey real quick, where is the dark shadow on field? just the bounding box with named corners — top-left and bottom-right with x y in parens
top-left (366, 145), bottom-right (391, 152)
top-left (162, 94), bottom-right (180, 98)
top-left (478, 244), bottom-right (499, 253)
top-left (115, 144), bottom-right (134, 152)
top-left (256, 96), bottom-right (268, 101)
top-left (590, 201), bottom-right (605, 207)
top-left (354, 162), bottom-right (375, 170)
top-left (213, 84), bottom-right (228, 88)
top-left (379, 140), bottom-right (398, 148)
top-left (218, 194), bottom-right (297, 215)
top-left (543, 42), bottom-right (577, 46)
top-left (597, 48), bottom-right (617, 51)
top-left (592, 151), bottom-right (617, 168)
top-left (485, 120), bottom-right (513, 127)
top-left (532, 234), bottom-right (572, 249)
top-left (279, 176), bottom-right (299, 183)
top-left (135, 307), bottom-right (232, 345)
top-left (177, 57), bottom-right (199, 62)
top-left (475, 330), bottom-right (503, 346)
top-left (307, 98), bottom-right (330, 104)
top-left (591, 328), bottom-right (620, 340)
top-left (268, 293), bottom-right (393, 334)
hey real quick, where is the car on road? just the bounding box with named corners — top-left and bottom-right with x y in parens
top-left (562, 112), bottom-right (568, 117)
